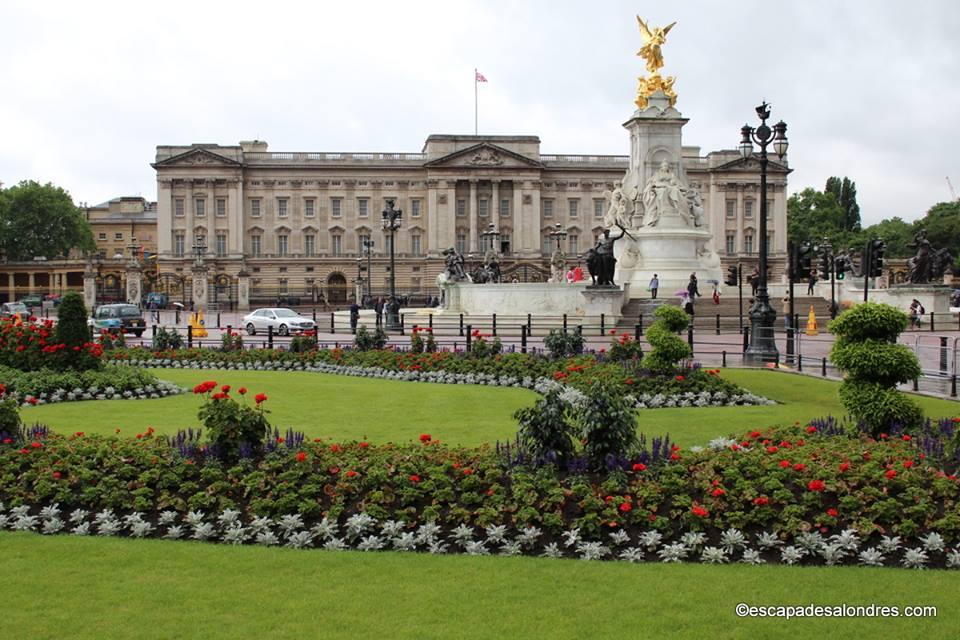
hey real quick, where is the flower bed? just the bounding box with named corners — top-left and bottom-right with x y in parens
top-left (0, 365), bottom-right (182, 406)
top-left (3, 419), bottom-right (960, 569)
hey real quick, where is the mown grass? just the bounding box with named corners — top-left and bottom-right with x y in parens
top-left (21, 368), bottom-right (960, 448)
top-left (1, 532), bottom-right (957, 640)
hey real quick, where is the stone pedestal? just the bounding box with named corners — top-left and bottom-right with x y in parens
top-left (440, 282), bottom-right (624, 320)
top-left (581, 286), bottom-right (626, 317)
top-left (191, 266), bottom-right (209, 312)
top-left (237, 272), bottom-right (250, 311)
top-left (125, 268), bottom-right (142, 307)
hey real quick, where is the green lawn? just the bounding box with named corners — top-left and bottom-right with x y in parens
top-left (20, 368), bottom-right (960, 448)
top-left (2, 532), bottom-right (958, 640)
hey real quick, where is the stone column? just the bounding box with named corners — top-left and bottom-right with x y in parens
top-left (469, 179), bottom-right (479, 252)
top-left (237, 270), bottom-right (250, 311)
top-left (125, 267), bottom-right (143, 306)
top-left (230, 178), bottom-right (244, 255)
top-left (192, 264), bottom-right (209, 312)
top-left (157, 178), bottom-right (173, 256)
top-left (83, 267), bottom-right (96, 311)
top-left (530, 182), bottom-right (542, 256)
top-left (445, 180), bottom-right (457, 249)
top-left (28, 272), bottom-right (35, 293)
top-left (426, 180), bottom-right (439, 256)
top-left (491, 179), bottom-right (500, 237)
top-left (512, 182), bottom-right (524, 256)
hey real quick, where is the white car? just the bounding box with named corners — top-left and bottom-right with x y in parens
top-left (242, 308), bottom-right (315, 336)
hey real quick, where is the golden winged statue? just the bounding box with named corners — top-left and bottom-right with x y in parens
top-left (634, 16), bottom-right (678, 109)
top-left (636, 16), bottom-right (676, 73)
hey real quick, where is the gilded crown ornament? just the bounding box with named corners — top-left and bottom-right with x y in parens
top-left (634, 16), bottom-right (678, 109)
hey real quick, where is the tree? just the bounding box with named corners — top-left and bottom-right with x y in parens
top-left (918, 202), bottom-right (960, 266)
top-left (0, 181), bottom-right (94, 261)
top-left (787, 188), bottom-right (845, 246)
top-left (824, 176), bottom-right (861, 232)
top-left (857, 217), bottom-right (914, 258)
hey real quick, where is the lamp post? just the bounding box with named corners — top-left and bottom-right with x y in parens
top-left (820, 237), bottom-right (837, 319)
top-left (361, 238), bottom-right (374, 303)
top-left (738, 102), bottom-right (788, 364)
top-left (549, 222), bottom-right (567, 252)
top-left (481, 223), bottom-right (500, 254)
top-left (381, 200), bottom-right (402, 329)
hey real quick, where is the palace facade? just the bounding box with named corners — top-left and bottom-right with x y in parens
top-left (152, 134), bottom-right (790, 306)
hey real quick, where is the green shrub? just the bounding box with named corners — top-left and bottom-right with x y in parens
top-left (829, 302), bottom-right (922, 435)
top-left (0, 364), bottom-right (160, 398)
top-left (0, 385), bottom-right (21, 437)
top-left (354, 325), bottom-right (387, 351)
top-left (513, 388), bottom-right (577, 466)
top-left (544, 328), bottom-right (585, 359)
top-left (577, 379), bottom-right (637, 471)
top-left (194, 381), bottom-right (271, 464)
top-left (54, 292), bottom-right (96, 371)
top-left (642, 306), bottom-right (691, 373)
top-left (152, 326), bottom-right (184, 350)
top-left (221, 329), bottom-right (244, 352)
top-left (468, 331), bottom-right (502, 359)
top-left (288, 334), bottom-right (317, 353)
top-left (607, 331), bottom-right (643, 363)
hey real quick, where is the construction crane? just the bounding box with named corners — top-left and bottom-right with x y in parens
top-left (948, 176), bottom-right (959, 202)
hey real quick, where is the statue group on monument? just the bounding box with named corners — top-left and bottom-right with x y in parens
top-left (907, 229), bottom-right (953, 284)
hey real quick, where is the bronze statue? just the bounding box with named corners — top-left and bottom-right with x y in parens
top-left (594, 225), bottom-right (626, 286)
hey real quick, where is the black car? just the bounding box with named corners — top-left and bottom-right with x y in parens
top-left (91, 304), bottom-right (146, 337)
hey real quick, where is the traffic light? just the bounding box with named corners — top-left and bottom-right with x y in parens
top-left (834, 256), bottom-right (846, 280)
top-left (793, 242), bottom-right (813, 280)
top-left (870, 239), bottom-right (886, 277)
top-left (819, 253), bottom-right (831, 280)
top-left (725, 264), bottom-right (739, 287)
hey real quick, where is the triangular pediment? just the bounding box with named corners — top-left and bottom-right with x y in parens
top-left (153, 148), bottom-right (241, 168)
top-left (423, 143), bottom-right (543, 169)
top-left (712, 156), bottom-right (791, 174)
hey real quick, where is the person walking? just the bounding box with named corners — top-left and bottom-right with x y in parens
top-left (648, 274), bottom-right (659, 299)
top-left (807, 271), bottom-right (816, 295)
top-left (782, 295), bottom-right (792, 331)
top-left (374, 297), bottom-right (384, 327)
top-left (686, 273), bottom-right (701, 301)
top-left (349, 301), bottom-right (360, 334)
top-left (749, 266), bottom-right (760, 296)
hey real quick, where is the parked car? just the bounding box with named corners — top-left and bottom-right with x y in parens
top-left (1, 302), bottom-right (30, 321)
top-left (242, 308), bottom-right (315, 336)
top-left (89, 303), bottom-right (146, 336)
top-left (20, 294), bottom-right (43, 308)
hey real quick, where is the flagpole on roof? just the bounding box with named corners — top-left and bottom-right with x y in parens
top-left (474, 68), bottom-right (478, 135)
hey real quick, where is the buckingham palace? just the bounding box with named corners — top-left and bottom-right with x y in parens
top-left (152, 133), bottom-right (788, 307)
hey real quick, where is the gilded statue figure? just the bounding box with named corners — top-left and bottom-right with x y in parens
top-left (636, 17), bottom-right (677, 74)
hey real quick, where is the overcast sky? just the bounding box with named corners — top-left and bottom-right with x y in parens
top-left (1, 0), bottom-right (957, 225)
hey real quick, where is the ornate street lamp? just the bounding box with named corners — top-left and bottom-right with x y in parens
top-left (362, 238), bottom-right (374, 302)
top-left (549, 222), bottom-right (567, 252)
top-left (481, 223), bottom-right (501, 255)
top-left (381, 200), bottom-right (402, 329)
top-left (738, 102), bottom-right (788, 364)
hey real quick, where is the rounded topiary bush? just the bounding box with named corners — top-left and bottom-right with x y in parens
top-left (829, 302), bottom-right (923, 435)
top-left (54, 292), bottom-right (97, 371)
top-left (642, 305), bottom-right (691, 373)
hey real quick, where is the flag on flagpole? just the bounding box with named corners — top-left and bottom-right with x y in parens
top-left (475, 70), bottom-right (488, 83)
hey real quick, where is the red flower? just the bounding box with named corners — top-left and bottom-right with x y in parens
top-left (409, 474), bottom-right (421, 483)
top-left (632, 463), bottom-right (647, 472)
top-left (419, 434), bottom-right (432, 443)
top-left (238, 387), bottom-right (247, 395)
top-left (903, 460), bottom-right (914, 469)
top-left (879, 433), bottom-right (888, 440)
top-left (711, 487), bottom-right (725, 497)
top-left (625, 378), bottom-right (634, 385)
top-left (329, 467), bottom-right (340, 474)
top-left (255, 393), bottom-right (267, 404)
top-left (346, 470), bottom-right (358, 478)
top-left (2, 438), bottom-right (11, 444)
top-left (902, 434), bottom-right (911, 441)
top-left (885, 469), bottom-right (897, 479)
top-left (691, 505), bottom-right (708, 517)
top-left (807, 479), bottom-right (826, 492)
top-left (675, 375), bottom-right (685, 381)
top-left (136, 433), bottom-right (143, 440)
top-left (19, 448), bottom-right (29, 454)
top-left (462, 468), bottom-right (473, 476)
top-left (221, 384), bottom-right (231, 393)
top-left (766, 446), bottom-right (779, 454)
top-left (30, 441), bottom-right (42, 449)
top-left (793, 463), bottom-right (806, 472)
top-left (619, 502), bottom-right (633, 512)
top-left (749, 430), bottom-right (762, 439)
top-left (753, 496), bottom-right (769, 506)
top-left (779, 460), bottom-right (791, 468)
top-left (52, 471), bottom-right (62, 480)
top-left (329, 444), bottom-right (341, 452)
top-left (115, 428), bottom-right (121, 434)
top-left (359, 441), bottom-right (369, 449)
top-left (806, 425), bottom-right (817, 434)
top-left (296, 451), bottom-right (307, 462)
top-left (276, 437), bottom-right (284, 444)
top-left (670, 453), bottom-right (680, 461)
top-left (826, 508), bottom-right (839, 517)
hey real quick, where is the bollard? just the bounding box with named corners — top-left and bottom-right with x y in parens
top-left (912, 378), bottom-right (919, 391)
top-left (459, 313), bottom-right (464, 337)
top-left (521, 325), bottom-right (528, 354)
top-left (634, 323), bottom-right (641, 341)
top-left (527, 313), bottom-right (532, 332)
top-left (600, 313), bottom-right (606, 336)
top-left (329, 313), bottom-right (335, 334)
top-left (400, 313), bottom-right (405, 336)
top-left (151, 324), bottom-right (157, 340)
top-left (268, 325), bottom-right (274, 349)
top-left (563, 314), bottom-right (568, 331)
top-left (216, 312), bottom-right (221, 328)
top-left (465, 325), bottom-right (472, 351)
top-left (492, 313), bottom-right (497, 337)
top-left (175, 309), bottom-right (181, 325)
top-left (952, 374), bottom-right (957, 398)
top-left (715, 313), bottom-right (721, 336)
top-left (722, 350), bottom-right (727, 367)
top-left (797, 353), bottom-right (803, 372)
top-left (940, 336), bottom-right (948, 374)
top-left (187, 325), bottom-right (193, 349)
top-left (822, 357), bottom-right (827, 377)
top-left (742, 326), bottom-right (749, 353)
top-left (687, 324), bottom-right (693, 348)
top-left (930, 312), bottom-right (935, 332)
top-left (428, 314), bottom-right (433, 330)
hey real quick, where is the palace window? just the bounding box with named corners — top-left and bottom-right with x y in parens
top-left (216, 198), bottom-right (226, 217)
top-left (594, 199), bottom-right (605, 218)
top-left (278, 278), bottom-right (288, 294)
top-left (278, 234), bottom-right (289, 256)
top-left (277, 198), bottom-right (288, 218)
top-left (744, 234), bottom-right (754, 254)
top-left (304, 198), bottom-right (315, 217)
top-left (331, 234), bottom-right (343, 256)
top-left (411, 234), bottom-right (422, 256)
top-left (500, 198), bottom-right (510, 217)
top-left (725, 234), bottom-right (735, 255)
top-left (456, 233), bottom-right (466, 254)
top-left (250, 235), bottom-right (261, 257)
top-left (216, 233), bottom-right (227, 257)
top-left (359, 234), bottom-right (371, 251)
top-left (250, 199), bottom-right (261, 217)
top-left (115, 232), bottom-right (123, 240)
top-left (726, 200), bottom-right (736, 219)
top-left (766, 200), bottom-right (773, 219)
top-left (195, 198), bottom-right (205, 217)
top-left (568, 235), bottom-right (579, 255)
top-left (174, 233), bottom-right (185, 257)
top-left (174, 198), bottom-right (184, 217)
top-left (542, 199), bottom-right (554, 218)
top-left (305, 234), bottom-right (316, 257)
top-left (744, 200), bottom-right (753, 219)
top-left (358, 198), bottom-right (369, 218)
top-left (410, 199), bottom-right (422, 217)
top-left (98, 232), bottom-right (106, 241)
top-left (568, 199), bottom-right (579, 218)
top-left (456, 199), bottom-right (466, 217)
top-left (478, 199), bottom-right (489, 217)
top-left (331, 198), bottom-right (343, 218)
